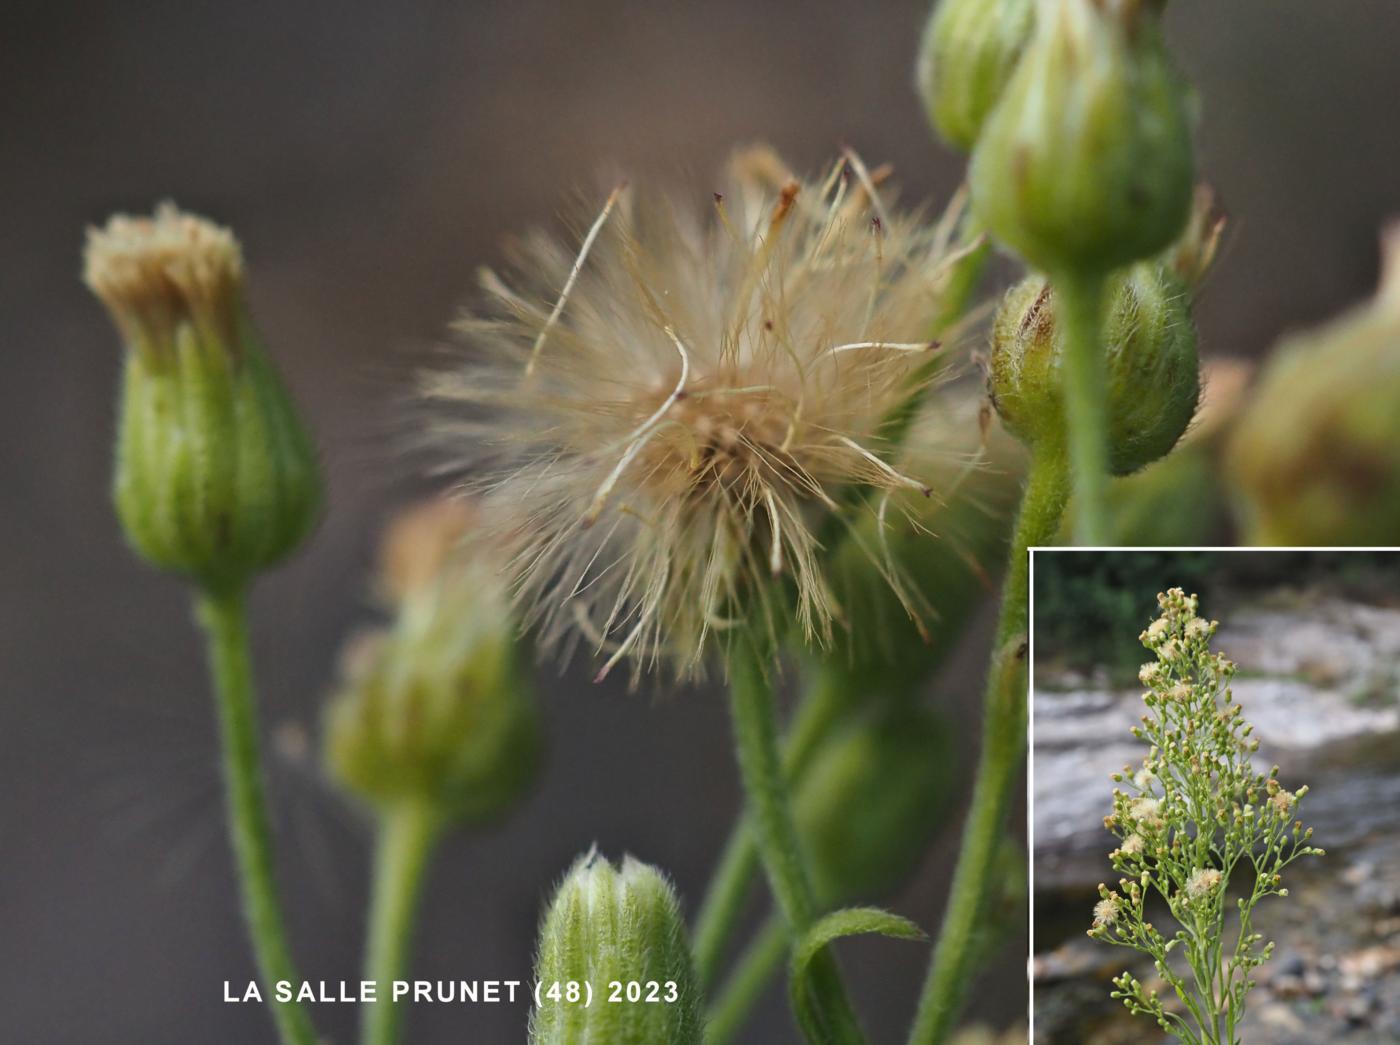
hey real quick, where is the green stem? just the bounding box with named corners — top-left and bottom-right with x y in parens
top-left (694, 674), bottom-right (848, 990)
top-left (196, 590), bottom-right (319, 1045)
top-left (1056, 270), bottom-right (1111, 545)
top-left (906, 448), bottom-right (1069, 1045)
top-left (705, 916), bottom-right (790, 1045)
top-left (726, 633), bottom-right (864, 1045)
top-left (362, 800), bottom-right (445, 1045)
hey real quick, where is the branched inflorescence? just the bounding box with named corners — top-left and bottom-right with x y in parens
top-left (424, 148), bottom-right (982, 681)
top-left (1089, 588), bottom-right (1324, 1045)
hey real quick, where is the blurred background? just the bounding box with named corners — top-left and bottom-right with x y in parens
top-left (1032, 551), bottom-right (1400, 1043)
top-left (5, 1), bottom-right (1400, 1042)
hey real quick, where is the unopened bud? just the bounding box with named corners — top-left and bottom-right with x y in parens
top-left (530, 850), bottom-right (701, 1045)
top-left (917, 0), bottom-right (1035, 152)
top-left (85, 203), bottom-right (321, 593)
top-left (970, 0), bottom-right (1194, 275)
top-left (794, 705), bottom-right (955, 906)
top-left (1226, 223), bottom-right (1400, 544)
top-left (324, 499), bottom-right (538, 824)
top-left (988, 263), bottom-right (1199, 472)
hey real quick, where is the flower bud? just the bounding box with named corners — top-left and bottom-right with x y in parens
top-left (84, 203), bottom-right (321, 593)
top-left (916, 0), bottom-right (1035, 152)
top-left (324, 498), bottom-right (539, 824)
top-left (530, 850), bottom-right (701, 1045)
top-left (970, 0), bottom-right (1194, 275)
top-left (988, 263), bottom-right (1199, 472)
top-left (793, 705), bottom-right (955, 906)
top-left (1226, 224), bottom-right (1400, 545)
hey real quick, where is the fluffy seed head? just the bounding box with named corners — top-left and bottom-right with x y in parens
top-left (1186, 867), bottom-right (1222, 898)
top-left (425, 149), bottom-right (978, 679)
top-left (1093, 894), bottom-right (1120, 927)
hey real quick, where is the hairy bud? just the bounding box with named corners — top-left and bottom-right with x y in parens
top-left (530, 851), bottom-right (702, 1045)
top-left (988, 263), bottom-right (1199, 472)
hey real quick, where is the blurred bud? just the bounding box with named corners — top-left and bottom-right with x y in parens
top-left (1226, 225), bottom-right (1400, 545)
top-left (989, 263), bottom-right (1199, 473)
top-left (324, 498), bottom-right (539, 824)
top-left (84, 203), bottom-right (321, 593)
top-left (794, 705), bottom-right (955, 907)
top-left (530, 850), bottom-right (702, 1045)
top-left (916, 0), bottom-right (1035, 152)
top-left (970, 0), bottom-right (1193, 275)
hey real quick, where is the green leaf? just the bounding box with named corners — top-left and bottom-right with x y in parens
top-left (787, 908), bottom-right (925, 1042)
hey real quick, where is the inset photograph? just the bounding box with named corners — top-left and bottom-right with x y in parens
top-left (1031, 550), bottom-right (1400, 1044)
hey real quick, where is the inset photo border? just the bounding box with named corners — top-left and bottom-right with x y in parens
top-left (1029, 549), bottom-right (1400, 1045)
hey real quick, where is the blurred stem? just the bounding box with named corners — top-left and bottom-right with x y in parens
top-left (727, 632), bottom-right (864, 1045)
top-left (705, 915), bottom-right (789, 1045)
top-left (694, 673), bottom-right (848, 990)
top-left (1057, 270), bottom-right (1110, 545)
top-left (907, 447), bottom-right (1069, 1045)
top-left (196, 590), bottom-right (318, 1045)
top-left (362, 799), bottom-right (445, 1045)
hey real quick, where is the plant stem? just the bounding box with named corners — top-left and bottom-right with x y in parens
top-left (907, 448), bottom-right (1069, 1045)
top-left (726, 632), bottom-right (864, 1045)
top-left (705, 915), bottom-right (789, 1045)
top-left (1056, 270), bottom-right (1110, 545)
top-left (362, 799), bottom-right (445, 1045)
top-left (694, 674), bottom-right (848, 990)
top-left (196, 590), bottom-right (318, 1045)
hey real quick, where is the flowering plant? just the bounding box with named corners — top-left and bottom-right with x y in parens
top-left (1090, 589), bottom-right (1324, 1045)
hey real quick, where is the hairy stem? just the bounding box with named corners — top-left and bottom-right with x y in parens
top-left (694, 674), bottom-right (848, 990)
top-left (907, 448), bottom-right (1069, 1044)
top-left (197, 590), bottom-right (318, 1045)
top-left (1056, 271), bottom-right (1111, 545)
top-left (727, 633), bottom-right (864, 1045)
top-left (362, 800), bottom-right (444, 1045)
top-left (704, 916), bottom-right (789, 1045)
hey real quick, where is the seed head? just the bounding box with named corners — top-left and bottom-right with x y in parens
top-left (1093, 894), bottom-right (1121, 928)
top-left (1185, 867), bottom-right (1222, 898)
top-left (425, 150), bottom-right (976, 679)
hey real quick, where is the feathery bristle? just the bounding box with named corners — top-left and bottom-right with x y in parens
top-left (426, 148), bottom-right (976, 680)
top-left (83, 202), bottom-right (244, 361)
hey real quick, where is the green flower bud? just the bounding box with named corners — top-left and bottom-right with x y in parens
top-left (530, 851), bottom-right (701, 1045)
top-left (989, 262), bottom-right (1199, 473)
top-left (970, 0), bottom-right (1193, 275)
top-left (794, 705), bottom-right (955, 907)
top-left (1226, 226), bottom-right (1400, 545)
top-left (917, 0), bottom-right (1035, 152)
top-left (324, 498), bottom-right (539, 824)
top-left (84, 204), bottom-right (321, 594)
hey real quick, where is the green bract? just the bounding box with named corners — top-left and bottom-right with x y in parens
top-left (989, 264), bottom-right (1200, 474)
top-left (1091, 589), bottom-right (1323, 1043)
top-left (86, 204), bottom-right (321, 594)
top-left (970, 0), bottom-right (1194, 275)
top-left (530, 852), bottom-right (702, 1045)
top-left (917, 0), bottom-right (1035, 152)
